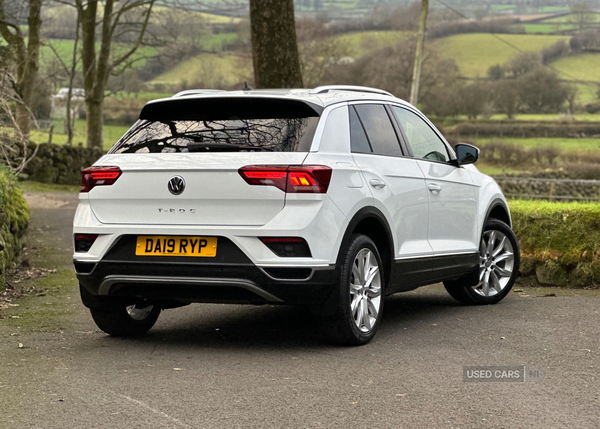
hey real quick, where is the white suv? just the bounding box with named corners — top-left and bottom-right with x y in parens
top-left (73, 86), bottom-right (519, 345)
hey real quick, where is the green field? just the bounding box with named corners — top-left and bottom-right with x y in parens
top-left (550, 54), bottom-right (600, 82)
top-left (335, 31), bottom-right (408, 57)
top-left (30, 119), bottom-right (129, 151)
top-left (149, 52), bottom-right (252, 89)
top-left (40, 39), bottom-right (157, 71)
top-left (432, 33), bottom-right (570, 77)
top-left (519, 23), bottom-right (576, 33)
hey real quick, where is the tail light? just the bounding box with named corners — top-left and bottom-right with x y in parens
top-left (239, 165), bottom-right (332, 193)
top-left (259, 237), bottom-right (312, 257)
top-left (74, 234), bottom-right (98, 252)
top-left (80, 166), bottom-right (122, 193)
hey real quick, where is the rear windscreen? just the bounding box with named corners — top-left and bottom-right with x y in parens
top-left (109, 97), bottom-right (321, 154)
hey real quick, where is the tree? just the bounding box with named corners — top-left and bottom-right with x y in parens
top-left (75, 0), bottom-right (155, 150)
top-left (0, 0), bottom-right (42, 141)
top-left (296, 18), bottom-right (350, 88)
top-left (492, 79), bottom-right (519, 119)
top-left (249, 0), bottom-right (303, 89)
top-left (571, 1), bottom-right (594, 33)
top-left (517, 68), bottom-right (571, 113)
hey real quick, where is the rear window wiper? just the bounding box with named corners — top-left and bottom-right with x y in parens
top-left (187, 142), bottom-right (262, 152)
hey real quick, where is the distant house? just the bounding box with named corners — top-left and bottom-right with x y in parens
top-left (51, 88), bottom-right (86, 120)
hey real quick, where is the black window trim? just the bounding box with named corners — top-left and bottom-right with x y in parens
top-left (347, 101), bottom-right (408, 158)
top-left (388, 103), bottom-right (458, 165)
top-left (350, 105), bottom-right (374, 153)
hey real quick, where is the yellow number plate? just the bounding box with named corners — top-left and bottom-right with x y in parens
top-left (136, 236), bottom-right (217, 257)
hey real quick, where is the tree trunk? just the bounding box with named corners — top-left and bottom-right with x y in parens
top-left (77, 0), bottom-right (154, 150)
top-left (409, 0), bottom-right (428, 106)
top-left (85, 97), bottom-right (103, 151)
top-left (66, 8), bottom-right (81, 146)
top-left (0, 0), bottom-right (42, 141)
top-left (249, 0), bottom-right (303, 89)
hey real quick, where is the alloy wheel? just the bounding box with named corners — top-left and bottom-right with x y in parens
top-left (349, 248), bottom-right (382, 332)
top-left (473, 230), bottom-right (515, 297)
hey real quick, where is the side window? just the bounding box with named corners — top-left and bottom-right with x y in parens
top-left (353, 104), bottom-right (403, 157)
top-left (392, 106), bottom-right (450, 163)
top-left (349, 106), bottom-right (372, 154)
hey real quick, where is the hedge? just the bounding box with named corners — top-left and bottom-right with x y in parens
top-left (0, 169), bottom-right (29, 291)
top-left (449, 122), bottom-right (600, 138)
top-left (510, 200), bottom-right (600, 288)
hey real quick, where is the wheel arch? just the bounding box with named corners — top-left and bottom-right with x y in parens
top-left (336, 207), bottom-right (394, 290)
top-left (485, 199), bottom-right (512, 228)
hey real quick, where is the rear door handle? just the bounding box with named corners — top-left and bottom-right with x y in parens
top-left (369, 179), bottom-right (386, 189)
top-left (428, 183), bottom-right (442, 194)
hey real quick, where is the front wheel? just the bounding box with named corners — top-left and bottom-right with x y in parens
top-left (90, 300), bottom-right (161, 336)
top-left (328, 234), bottom-right (384, 346)
top-left (445, 219), bottom-right (520, 305)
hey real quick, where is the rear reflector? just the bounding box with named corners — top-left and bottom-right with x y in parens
top-left (259, 237), bottom-right (312, 257)
top-left (239, 165), bottom-right (332, 193)
top-left (74, 234), bottom-right (98, 252)
top-left (80, 166), bottom-right (122, 193)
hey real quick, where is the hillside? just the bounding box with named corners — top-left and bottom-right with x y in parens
top-left (431, 33), bottom-right (570, 77)
top-left (149, 53), bottom-right (252, 90)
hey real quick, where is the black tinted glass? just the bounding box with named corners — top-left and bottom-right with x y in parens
top-left (354, 104), bottom-right (402, 157)
top-left (111, 118), bottom-right (318, 154)
top-left (110, 97), bottom-right (321, 154)
top-left (349, 106), bottom-right (372, 153)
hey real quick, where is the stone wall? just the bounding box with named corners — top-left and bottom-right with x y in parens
top-left (18, 142), bottom-right (103, 185)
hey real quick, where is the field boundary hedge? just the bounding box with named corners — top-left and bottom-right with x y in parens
top-left (510, 200), bottom-right (600, 288)
top-left (449, 121), bottom-right (600, 138)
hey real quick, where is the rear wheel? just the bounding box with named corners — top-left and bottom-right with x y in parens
top-left (90, 300), bottom-right (161, 337)
top-left (328, 234), bottom-right (384, 345)
top-left (445, 219), bottom-right (519, 305)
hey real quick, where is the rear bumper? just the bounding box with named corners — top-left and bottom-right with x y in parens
top-left (76, 259), bottom-right (338, 306)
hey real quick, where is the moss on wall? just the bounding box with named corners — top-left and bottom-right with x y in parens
top-left (0, 168), bottom-right (29, 291)
top-left (510, 200), bottom-right (600, 287)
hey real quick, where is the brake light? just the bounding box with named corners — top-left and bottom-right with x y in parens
top-left (80, 166), bottom-right (122, 193)
top-left (239, 165), bottom-right (332, 193)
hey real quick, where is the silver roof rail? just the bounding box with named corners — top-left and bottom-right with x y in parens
top-left (310, 85), bottom-right (393, 97)
top-left (173, 89), bottom-right (227, 97)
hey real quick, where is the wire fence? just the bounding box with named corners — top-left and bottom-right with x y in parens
top-left (492, 176), bottom-right (600, 202)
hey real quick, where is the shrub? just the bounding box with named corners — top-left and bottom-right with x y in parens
top-left (541, 40), bottom-right (570, 64)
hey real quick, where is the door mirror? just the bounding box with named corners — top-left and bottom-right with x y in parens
top-left (455, 143), bottom-right (479, 165)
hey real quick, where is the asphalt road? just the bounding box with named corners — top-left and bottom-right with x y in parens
top-left (0, 192), bottom-right (599, 429)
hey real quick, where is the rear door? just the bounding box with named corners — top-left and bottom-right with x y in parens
top-left (349, 103), bottom-right (433, 270)
top-left (390, 105), bottom-right (479, 258)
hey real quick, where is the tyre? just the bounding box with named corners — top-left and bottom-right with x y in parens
top-left (329, 234), bottom-right (384, 346)
top-left (445, 219), bottom-right (520, 305)
top-left (90, 300), bottom-right (161, 337)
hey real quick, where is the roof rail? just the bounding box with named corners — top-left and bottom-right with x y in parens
top-left (310, 85), bottom-right (393, 97)
top-left (173, 89), bottom-right (227, 98)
